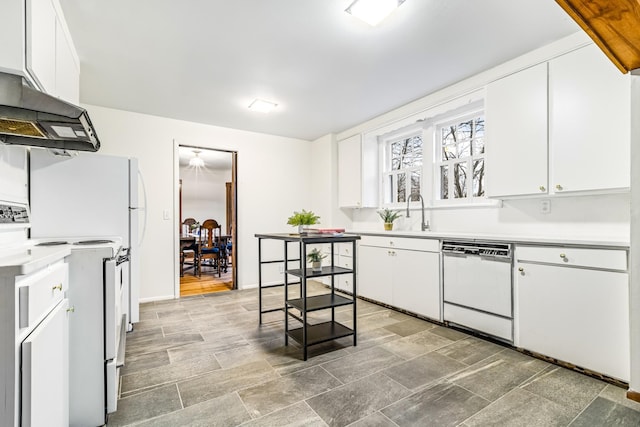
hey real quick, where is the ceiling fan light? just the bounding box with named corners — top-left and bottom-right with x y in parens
top-left (346, 0), bottom-right (405, 26)
top-left (189, 150), bottom-right (205, 167)
top-left (248, 99), bottom-right (277, 113)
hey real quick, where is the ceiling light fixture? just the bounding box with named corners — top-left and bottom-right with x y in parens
top-left (345, 0), bottom-right (406, 26)
top-left (189, 149), bottom-right (205, 167)
top-left (248, 98), bottom-right (278, 113)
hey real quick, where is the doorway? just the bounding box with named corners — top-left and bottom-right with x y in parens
top-left (177, 145), bottom-right (237, 297)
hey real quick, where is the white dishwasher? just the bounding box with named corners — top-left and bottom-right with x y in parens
top-left (442, 240), bottom-right (513, 342)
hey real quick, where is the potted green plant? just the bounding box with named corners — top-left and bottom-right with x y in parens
top-left (287, 209), bottom-right (320, 234)
top-left (378, 208), bottom-right (401, 231)
top-left (306, 247), bottom-right (327, 272)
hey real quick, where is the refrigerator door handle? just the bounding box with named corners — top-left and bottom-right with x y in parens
top-left (137, 169), bottom-right (148, 247)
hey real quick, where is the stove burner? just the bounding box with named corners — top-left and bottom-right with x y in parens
top-left (36, 241), bottom-right (69, 246)
top-left (74, 239), bottom-right (115, 245)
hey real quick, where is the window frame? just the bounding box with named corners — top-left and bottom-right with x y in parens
top-left (433, 110), bottom-right (487, 206)
top-left (379, 124), bottom-right (426, 208)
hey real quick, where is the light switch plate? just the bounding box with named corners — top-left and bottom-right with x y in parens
top-left (163, 209), bottom-right (170, 220)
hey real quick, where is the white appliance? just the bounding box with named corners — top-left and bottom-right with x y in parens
top-left (442, 240), bottom-right (514, 342)
top-left (29, 150), bottom-right (146, 329)
top-left (32, 237), bottom-right (125, 426)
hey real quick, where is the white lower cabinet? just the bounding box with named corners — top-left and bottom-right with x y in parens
top-left (1, 259), bottom-right (70, 427)
top-left (22, 298), bottom-right (69, 427)
top-left (358, 237), bottom-right (440, 321)
top-left (515, 246), bottom-right (629, 381)
top-left (358, 245), bottom-right (393, 306)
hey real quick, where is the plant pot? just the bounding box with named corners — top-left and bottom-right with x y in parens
top-left (298, 224), bottom-right (310, 235)
top-left (311, 261), bottom-right (322, 272)
top-left (384, 223), bottom-right (393, 231)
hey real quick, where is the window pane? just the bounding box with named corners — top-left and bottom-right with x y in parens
top-left (454, 162), bottom-right (467, 198)
top-left (440, 165), bottom-right (449, 199)
top-left (473, 159), bottom-right (485, 197)
top-left (396, 173), bottom-right (406, 203)
top-left (474, 117), bottom-right (485, 138)
top-left (457, 140), bottom-right (471, 158)
top-left (411, 170), bottom-right (421, 197)
top-left (441, 126), bottom-right (457, 145)
top-left (384, 174), bottom-right (393, 204)
top-left (391, 141), bottom-right (402, 170)
top-left (472, 138), bottom-right (484, 155)
top-left (457, 120), bottom-right (473, 141)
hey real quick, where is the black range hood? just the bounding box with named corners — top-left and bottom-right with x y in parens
top-left (0, 72), bottom-right (100, 152)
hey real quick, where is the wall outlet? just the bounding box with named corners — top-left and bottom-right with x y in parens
top-left (540, 200), bottom-right (551, 214)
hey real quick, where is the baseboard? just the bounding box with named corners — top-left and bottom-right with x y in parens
top-left (139, 294), bottom-right (176, 303)
top-left (627, 389), bottom-right (640, 403)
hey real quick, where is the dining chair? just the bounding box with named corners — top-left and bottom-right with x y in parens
top-left (181, 217), bottom-right (199, 276)
top-left (198, 219), bottom-right (222, 277)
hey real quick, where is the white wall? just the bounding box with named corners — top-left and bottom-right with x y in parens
top-left (180, 163), bottom-right (230, 228)
top-left (330, 32), bottom-right (629, 242)
top-left (0, 145), bottom-right (28, 204)
top-left (84, 105), bottom-right (312, 301)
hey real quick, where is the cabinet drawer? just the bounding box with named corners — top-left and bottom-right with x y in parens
top-left (360, 235), bottom-right (439, 252)
top-left (18, 261), bottom-right (68, 329)
top-left (516, 246), bottom-right (627, 271)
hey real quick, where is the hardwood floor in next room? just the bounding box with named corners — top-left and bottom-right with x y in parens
top-left (109, 281), bottom-right (640, 426)
top-left (180, 269), bottom-right (233, 297)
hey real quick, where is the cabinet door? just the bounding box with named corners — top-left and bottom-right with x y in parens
top-left (485, 63), bottom-right (548, 197)
top-left (549, 45), bottom-right (630, 193)
top-left (516, 263), bottom-right (629, 381)
top-left (338, 134), bottom-right (363, 208)
top-left (357, 245), bottom-right (393, 305)
top-left (26, 0), bottom-right (57, 94)
top-left (22, 299), bottom-right (69, 427)
top-left (55, 18), bottom-right (79, 104)
top-left (392, 249), bottom-right (440, 321)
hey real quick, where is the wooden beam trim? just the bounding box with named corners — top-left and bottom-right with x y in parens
top-left (556, 0), bottom-right (628, 73)
top-left (627, 389), bottom-right (640, 403)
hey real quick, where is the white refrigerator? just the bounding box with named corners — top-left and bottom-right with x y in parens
top-left (29, 150), bottom-right (144, 327)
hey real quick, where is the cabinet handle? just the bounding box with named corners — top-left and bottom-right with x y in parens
top-left (560, 253), bottom-right (567, 259)
top-left (389, 241), bottom-right (394, 246)
top-left (52, 283), bottom-right (63, 291)
top-left (539, 186), bottom-right (545, 192)
top-left (555, 184), bottom-right (563, 191)
top-left (518, 267), bottom-right (524, 272)
top-left (67, 306), bottom-right (75, 313)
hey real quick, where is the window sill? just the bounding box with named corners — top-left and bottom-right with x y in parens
top-left (427, 199), bottom-right (503, 210)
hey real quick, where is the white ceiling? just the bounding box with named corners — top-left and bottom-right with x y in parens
top-left (59, 0), bottom-right (579, 141)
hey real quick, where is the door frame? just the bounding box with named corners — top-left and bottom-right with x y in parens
top-left (173, 141), bottom-right (238, 298)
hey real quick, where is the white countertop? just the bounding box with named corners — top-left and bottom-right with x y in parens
top-left (353, 230), bottom-right (629, 248)
top-left (0, 245), bottom-right (70, 277)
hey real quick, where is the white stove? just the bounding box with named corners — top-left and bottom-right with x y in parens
top-left (31, 236), bottom-right (128, 426)
top-left (1, 207), bottom-right (129, 427)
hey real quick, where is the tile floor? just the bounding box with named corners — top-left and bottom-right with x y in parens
top-left (108, 282), bottom-right (640, 426)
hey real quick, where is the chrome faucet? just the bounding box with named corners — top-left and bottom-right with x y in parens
top-left (406, 193), bottom-right (429, 231)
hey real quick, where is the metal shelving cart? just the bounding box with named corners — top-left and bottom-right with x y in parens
top-left (255, 233), bottom-right (360, 360)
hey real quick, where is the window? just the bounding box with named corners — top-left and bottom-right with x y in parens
top-left (436, 114), bottom-right (485, 201)
top-left (382, 131), bottom-right (423, 204)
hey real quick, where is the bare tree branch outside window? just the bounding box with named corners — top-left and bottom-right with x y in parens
top-left (385, 134), bottom-right (423, 204)
top-left (438, 115), bottom-right (485, 200)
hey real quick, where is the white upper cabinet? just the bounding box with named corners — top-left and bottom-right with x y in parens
top-left (54, 19), bottom-right (80, 105)
top-left (486, 44), bottom-right (630, 199)
top-left (338, 134), bottom-right (362, 208)
top-left (2, 0), bottom-right (79, 104)
top-left (485, 63), bottom-right (548, 198)
top-left (0, 1), bottom-right (25, 75)
top-left (26, 0), bottom-right (57, 94)
top-left (549, 44), bottom-right (630, 193)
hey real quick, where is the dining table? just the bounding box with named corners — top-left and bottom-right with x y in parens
top-left (180, 233), bottom-right (231, 274)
